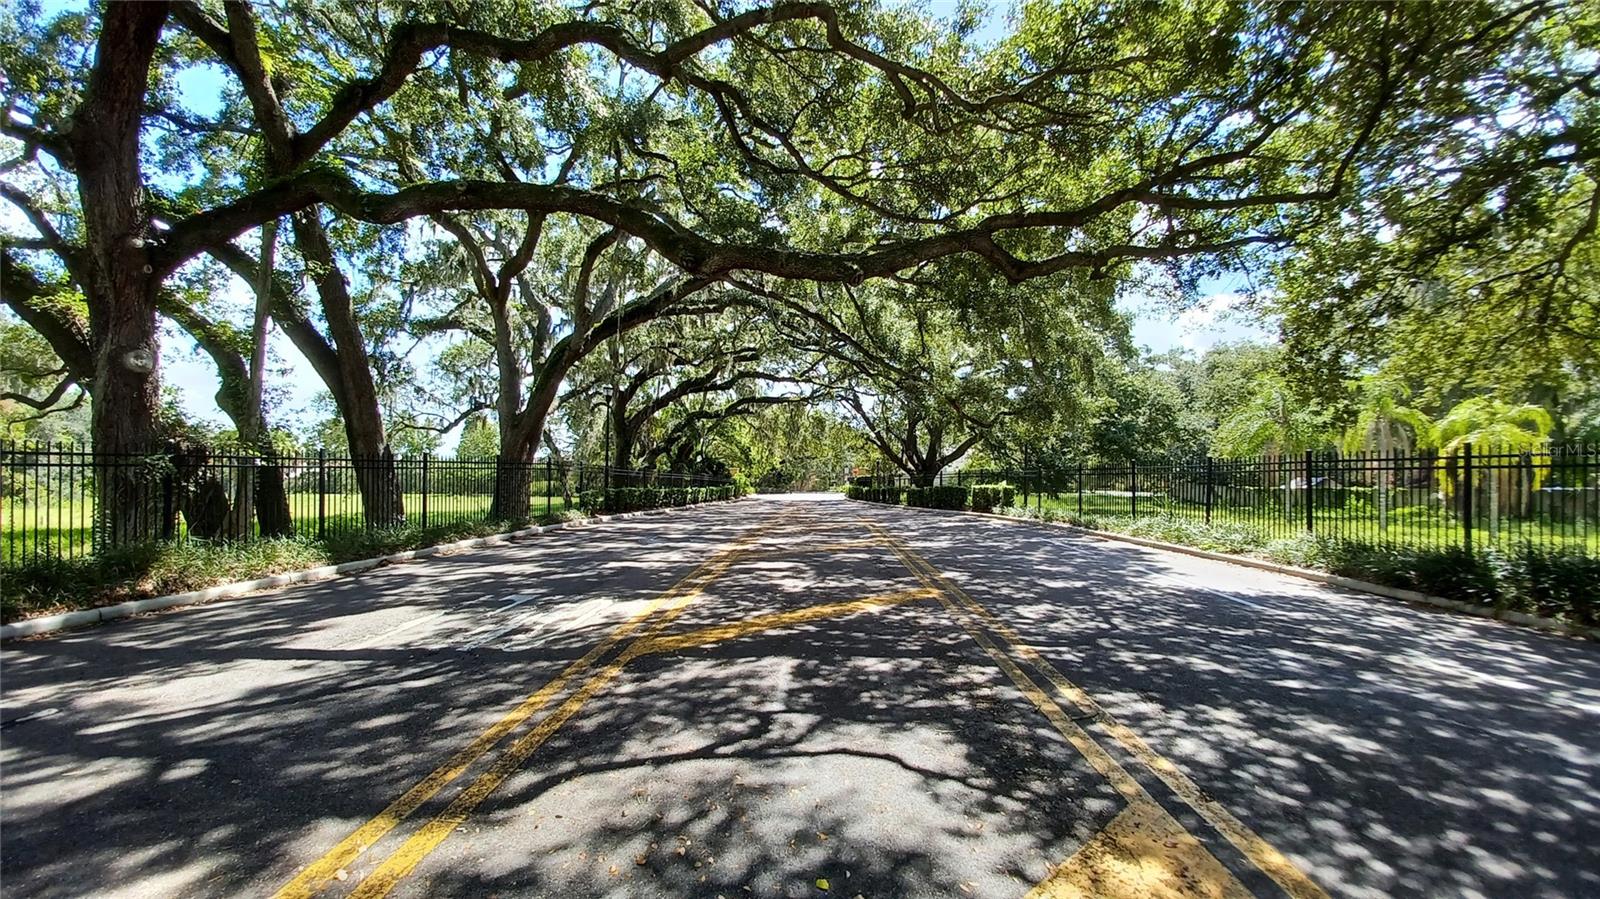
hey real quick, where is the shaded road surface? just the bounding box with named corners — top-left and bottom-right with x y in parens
top-left (3, 495), bottom-right (1598, 898)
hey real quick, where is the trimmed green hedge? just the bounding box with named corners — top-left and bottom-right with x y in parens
top-left (578, 483), bottom-right (742, 514)
top-left (1302, 540), bottom-right (1600, 627)
top-left (905, 485), bottom-right (969, 510)
top-left (845, 484), bottom-right (907, 504)
top-left (848, 482), bottom-right (1012, 512)
top-left (970, 482), bottom-right (1016, 513)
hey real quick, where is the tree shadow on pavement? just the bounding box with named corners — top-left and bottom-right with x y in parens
top-left (863, 505), bottom-right (1600, 899)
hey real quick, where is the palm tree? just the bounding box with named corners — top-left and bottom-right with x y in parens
top-left (1212, 371), bottom-right (1332, 520)
top-left (1431, 397), bottom-right (1554, 536)
top-left (1341, 375), bottom-right (1435, 532)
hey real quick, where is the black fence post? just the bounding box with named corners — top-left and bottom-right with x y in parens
top-left (545, 458), bottom-right (553, 517)
top-left (1462, 443), bottom-right (1474, 556)
top-left (161, 442), bottom-right (176, 541)
top-left (1077, 462), bottom-right (1084, 518)
top-left (1204, 456), bottom-right (1214, 525)
top-left (1035, 470), bottom-right (1042, 515)
top-left (1129, 459), bottom-right (1137, 519)
top-left (316, 448), bottom-right (327, 540)
top-left (420, 452), bottom-right (430, 530)
top-left (1305, 449), bottom-right (1315, 534)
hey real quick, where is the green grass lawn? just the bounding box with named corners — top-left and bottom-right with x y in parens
top-left (3, 488), bottom-right (581, 564)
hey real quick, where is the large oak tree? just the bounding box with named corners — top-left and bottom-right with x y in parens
top-left (4, 0), bottom-right (1571, 526)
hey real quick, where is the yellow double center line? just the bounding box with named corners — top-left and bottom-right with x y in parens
top-left (864, 520), bottom-right (1329, 899)
top-left (274, 518), bottom-right (777, 899)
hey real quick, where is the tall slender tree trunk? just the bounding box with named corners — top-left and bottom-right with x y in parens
top-left (290, 211), bottom-right (403, 526)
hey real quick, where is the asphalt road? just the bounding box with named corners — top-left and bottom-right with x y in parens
top-left (2, 494), bottom-right (1598, 898)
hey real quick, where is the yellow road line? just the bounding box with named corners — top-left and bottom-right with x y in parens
top-left (272, 520), bottom-right (773, 899)
top-left (343, 522), bottom-right (772, 899)
top-left (867, 521), bottom-right (1329, 899)
top-left (1027, 799), bottom-right (1253, 899)
top-left (633, 587), bottom-right (937, 656)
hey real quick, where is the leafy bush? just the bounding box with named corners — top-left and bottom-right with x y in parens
top-left (1278, 540), bottom-right (1600, 626)
top-left (971, 483), bottom-right (1016, 513)
top-left (1499, 548), bottom-right (1600, 626)
top-left (1043, 514), bottom-right (1600, 628)
top-left (2, 483), bottom-right (745, 623)
top-left (1121, 515), bottom-right (1269, 555)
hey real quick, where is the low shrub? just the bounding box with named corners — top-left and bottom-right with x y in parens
top-left (971, 483), bottom-right (1016, 513)
top-left (320, 517), bottom-right (533, 563)
top-left (1284, 539), bottom-right (1600, 625)
top-left (1, 484), bottom-right (746, 622)
top-left (1499, 548), bottom-right (1600, 626)
top-left (1120, 515), bottom-right (1269, 555)
top-left (1043, 514), bottom-right (1600, 627)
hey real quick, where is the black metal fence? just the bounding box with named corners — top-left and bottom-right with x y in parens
top-left (867, 443), bottom-right (1599, 558)
top-left (1, 441), bottom-right (731, 565)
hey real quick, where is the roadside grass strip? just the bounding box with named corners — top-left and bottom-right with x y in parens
top-left (864, 519), bottom-right (1331, 899)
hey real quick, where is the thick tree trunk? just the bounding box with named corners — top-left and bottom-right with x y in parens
top-left (612, 416), bottom-right (640, 483)
top-left (352, 445), bottom-right (403, 527)
top-left (491, 361), bottom-right (571, 521)
top-left (489, 437), bottom-right (538, 522)
top-left (90, 292), bottom-right (165, 546)
top-left (255, 447), bottom-right (295, 537)
top-left (72, 4), bottom-right (170, 546)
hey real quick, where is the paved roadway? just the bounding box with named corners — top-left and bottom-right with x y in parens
top-left (2, 494), bottom-right (1598, 899)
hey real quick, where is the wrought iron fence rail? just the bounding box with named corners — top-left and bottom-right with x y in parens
top-left (867, 443), bottom-right (1597, 558)
top-left (1, 442), bottom-right (732, 565)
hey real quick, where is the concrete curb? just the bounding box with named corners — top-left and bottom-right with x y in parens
top-left (851, 498), bottom-right (1600, 641)
top-left (1, 497), bottom-right (751, 641)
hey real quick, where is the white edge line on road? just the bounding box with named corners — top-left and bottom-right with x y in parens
top-left (349, 609), bottom-right (453, 651)
top-left (1153, 579), bottom-right (1271, 611)
top-left (490, 594), bottom-right (539, 614)
top-left (0, 498), bottom-right (754, 642)
top-left (457, 607), bottom-right (545, 651)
